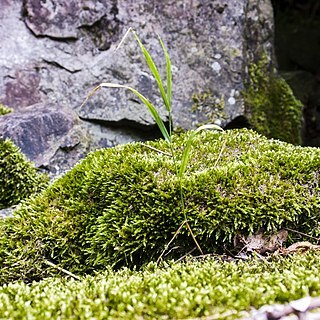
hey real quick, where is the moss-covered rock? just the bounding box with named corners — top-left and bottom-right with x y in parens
top-left (1, 129), bottom-right (320, 284)
top-left (243, 55), bottom-right (303, 145)
top-left (0, 138), bottom-right (49, 209)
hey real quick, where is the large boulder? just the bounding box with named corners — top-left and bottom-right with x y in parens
top-left (1, 129), bottom-right (320, 284)
top-left (0, 103), bottom-right (90, 175)
top-left (0, 1), bottom-right (278, 140)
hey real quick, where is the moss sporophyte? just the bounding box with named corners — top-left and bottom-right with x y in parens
top-left (81, 28), bottom-right (223, 259)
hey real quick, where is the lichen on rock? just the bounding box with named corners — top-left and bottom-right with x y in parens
top-left (191, 91), bottom-right (226, 126)
top-left (243, 54), bottom-right (303, 145)
top-left (1, 129), bottom-right (320, 284)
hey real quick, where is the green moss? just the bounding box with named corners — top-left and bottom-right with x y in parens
top-left (0, 138), bottom-right (49, 209)
top-left (1, 252), bottom-right (320, 319)
top-left (0, 104), bottom-right (12, 116)
top-left (243, 55), bottom-right (303, 145)
top-left (191, 91), bottom-right (226, 124)
top-left (1, 129), bottom-right (320, 284)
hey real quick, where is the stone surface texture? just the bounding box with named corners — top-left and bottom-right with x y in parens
top-left (0, 103), bottom-right (90, 175)
top-left (0, 0), bottom-right (275, 174)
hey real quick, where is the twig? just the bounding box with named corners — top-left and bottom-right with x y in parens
top-left (44, 260), bottom-right (81, 280)
top-left (140, 143), bottom-right (172, 156)
top-left (285, 227), bottom-right (320, 242)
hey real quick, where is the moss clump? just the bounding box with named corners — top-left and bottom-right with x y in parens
top-left (0, 139), bottom-right (49, 209)
top-left (1, 129), bottom-right (320, 284)
top-left (0, 104), bottom-right (12, 116)
top-left (243, 55), bottom-right (303, 145)
top-left (1, 252), bottom-right (320, 319)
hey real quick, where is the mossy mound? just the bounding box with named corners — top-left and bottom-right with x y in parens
top-left (0, 139), bottom-right (49, 209)
top-left (1, 252), bottom-right (320, 319)
top-left (243, 55), bottom-right (303, 145)
top-left (1, 129), bottom-right (320, 284)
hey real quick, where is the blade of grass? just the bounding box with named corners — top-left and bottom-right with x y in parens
top-left (158, 35), bottom-right (173, 135)
top-left (88, 83), bottom-right (171, 144)
top-left (158, 36), bottom-right (172, 108)
top-left (140, 143), bottom-right (172, 156)
top-left (131, 30), bottom-right (171, 113)
top-left (114, 27), bottom-right (133, 51)
top-left (178, 124), bottom-right (223, 180)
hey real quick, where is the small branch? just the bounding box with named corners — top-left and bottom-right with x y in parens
top-left (44, 260), bottom-right (81, 281)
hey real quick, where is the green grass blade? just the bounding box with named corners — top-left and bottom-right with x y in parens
top-left (93, 83), bottom-right (171, 144)
top-left (159, 36), bottom-right (172, 108)
top-left (178, 124), bottom-right (223, 179)
top-left (131, 30), bottom-right (170, 112)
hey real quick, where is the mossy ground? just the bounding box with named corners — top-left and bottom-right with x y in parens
top-left (0, 139), bottom-right (49, 209)
top-left (1, 129), bottom-right (320, 285)
top-left (1, 252), bottom-right (320, 319)
top-left (243, 55), bottom-right (303, 145)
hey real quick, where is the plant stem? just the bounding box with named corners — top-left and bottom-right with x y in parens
top-left (140, 143), bottom-right (172, 156)
top-left (157, 220), bottom-right (187, 263)
top-left (185, 221), bottom-right (204, 255)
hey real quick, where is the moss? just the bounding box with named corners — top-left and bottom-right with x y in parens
top-left (191, 91), bottom-right (226, 124)
top-left (0, 104), bottom-right (12, 116)
top-left (0, 138), bottom-right (49, 209)
top-left (243, 55), bottom-right (303, 145)
top-left (1, 252), bottom-right (320, 319)
top-left (1, 129), bottom-right (320, 284)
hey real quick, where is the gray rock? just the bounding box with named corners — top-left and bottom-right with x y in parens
top-left (0, 207), bottom-right (14, 219)
top-left (0, 0), bottom-right (275, 173)
top-left (0, 103), bottom-right (90, 176)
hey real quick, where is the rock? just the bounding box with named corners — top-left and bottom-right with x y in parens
top-left (0, 103), bottom-right (90, 176)
top-left (3, 128), bottom-right (320, 281)
top-left (0, 207), bottom-right (14, 219)
top-left (0, 0), bottom-right (275, 137)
